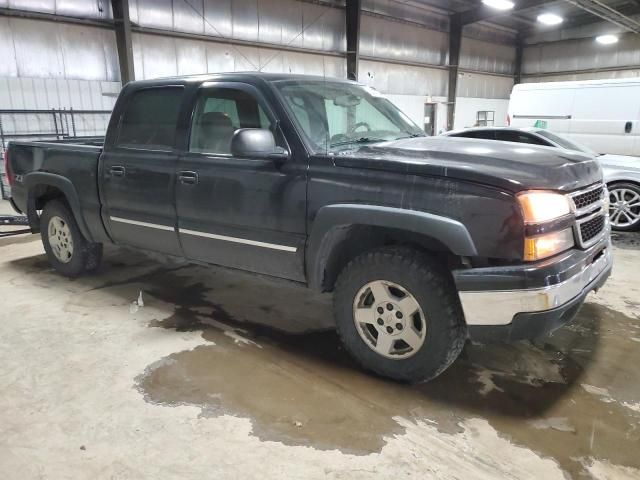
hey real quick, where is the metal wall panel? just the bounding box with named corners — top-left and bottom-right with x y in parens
top-left (457, 72), bottom-right (513, 99)
top-left (4, 0), bottom-right (112, 18)
top-left (460, 37), bottom-right (515, 75)
top-left (360, 14), bottom-right (447, 67)
top-left (362, 0), bottom-right (448, 32)
top-left (131, 0), bottom-right (345, 53)
top-left (1, 17), bottom-right (119, 81)
top-left (132, 33), bottom-right (346, 80)
top-left (0, 76), bottom-right (119, 109)
top-left (523, 34), bottom-right (640, 75)
top-left (358, 59), bottom-right (447, 97)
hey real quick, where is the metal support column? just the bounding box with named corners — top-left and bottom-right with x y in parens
top-left (111, 0), bottom-right (135, 84)
top-left (447, 14), bottom-right (462, 131)
top-left (346, 0), bottom-right (361, 81)
top-left (514, 35), bottom-right (524, 85)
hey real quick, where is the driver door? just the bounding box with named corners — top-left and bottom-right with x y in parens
top-left (175, 82), bottom-right (307, 281)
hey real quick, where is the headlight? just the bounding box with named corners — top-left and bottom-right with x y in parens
top-left (524, 228), bottom-right (574, 261)
top-left (518, 191), bottom-right (572, 224)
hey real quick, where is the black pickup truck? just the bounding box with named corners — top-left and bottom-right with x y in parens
top-left (5, 73), bottom-right (612, 382)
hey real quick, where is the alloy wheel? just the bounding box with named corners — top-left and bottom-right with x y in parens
top-left (352, 280), bottom-right (426, 359)
top-left (609, 187), bottom-right (640, 228)
top-left (48, 216), bottom-right (74, 263)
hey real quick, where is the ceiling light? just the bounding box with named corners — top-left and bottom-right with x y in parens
top-left (596, 34), bottom-right (619, 45)
top-left (537, 13), bottom-right (563, 25)
top-left (482, 0), bottom-right (514, 10)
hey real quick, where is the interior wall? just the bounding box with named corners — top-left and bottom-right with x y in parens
top-left (454, 97), bottom-right (509, 130)
top-left (522, 32), bottom-right (640, 82)
top-left (0, 0), bottom-right (516, 136)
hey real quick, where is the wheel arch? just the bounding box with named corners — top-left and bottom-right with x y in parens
top-left (306, 204), bottom-right (477, 292)
top-left (24, 172), bottom-right (93, 240)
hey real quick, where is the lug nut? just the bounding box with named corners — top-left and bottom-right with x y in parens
top-left (386, 326), bottom-right (393, 334)
top-left (396, 323), bottom-right (403, 330)
top-left (377, 307), bottom-right (384, 314)
top-left (396, 311), bottom-right (403, 319)
top-left (377, 318), bottom-right (384, 326)
top-left (386, 303), bottom-right (394, 311)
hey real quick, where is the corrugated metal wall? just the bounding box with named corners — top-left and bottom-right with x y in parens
top-left (523, 33), bottom-right (640, 81)
top-left (131, 0), bottom-right (345, 53)
top-left (0, 0), bottom-right (112, 19)
top-left (132, 32), bottom-right (346, 79)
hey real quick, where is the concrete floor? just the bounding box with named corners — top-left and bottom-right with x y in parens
top-left (1, 200), bottom-right (639, 479)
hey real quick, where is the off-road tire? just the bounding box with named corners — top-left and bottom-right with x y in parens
top-left (40, 199), bottom-right (103, 277)
top-left (333, 246), bottom-right (467, 383)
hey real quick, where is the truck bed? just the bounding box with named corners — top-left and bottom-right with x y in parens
top-left (7, 140), bottom-right (106, 241)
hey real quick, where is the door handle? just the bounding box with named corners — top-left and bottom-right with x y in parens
top-left (109, 165), bottom-right (125, 177)
top-left (178, 170), bottom-right (198, 185)
top-left (625, 121), bottom-right (633, 133)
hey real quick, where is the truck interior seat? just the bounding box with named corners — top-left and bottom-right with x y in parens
top-left (192, 112), bottom-right (235, 154)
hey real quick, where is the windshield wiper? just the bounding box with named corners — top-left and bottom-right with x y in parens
top-left (329, 137), bottom-right (386, 148)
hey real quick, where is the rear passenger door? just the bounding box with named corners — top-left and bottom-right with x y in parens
top-left (100, 86), bottom-right (184, 256)
top-left (175, 82), bottom-right (307, 281)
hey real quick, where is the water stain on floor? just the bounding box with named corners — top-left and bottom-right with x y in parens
top-left (128, 265), bottom-right (640, 477)
top-left (10, 245), bottom-right (638, 477)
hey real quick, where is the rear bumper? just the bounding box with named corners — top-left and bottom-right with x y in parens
top-left (454, 234), bottom-right (612, 341)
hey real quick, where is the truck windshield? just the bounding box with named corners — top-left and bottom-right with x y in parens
top-left (273, 80), bottom-right (424, 154)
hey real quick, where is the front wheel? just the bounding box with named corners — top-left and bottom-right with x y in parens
top-left (40, 200), bottom-right (103, 277)
top-left (333, 247), bottom-right (467, 383)
top-left (608, 182), bottom-right (640, 231)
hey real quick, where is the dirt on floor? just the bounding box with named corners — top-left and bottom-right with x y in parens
top-left (0, 227), bottom-right (639, 479)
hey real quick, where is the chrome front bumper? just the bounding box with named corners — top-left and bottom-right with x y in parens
top-left (458, 240), bottom-right (613, 326)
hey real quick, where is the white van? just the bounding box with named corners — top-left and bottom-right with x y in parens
top-left (508, 78), bottom-right (640, 156)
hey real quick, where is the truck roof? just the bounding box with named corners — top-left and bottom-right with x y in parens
top-left (126, 72), bottom-right (359, 89)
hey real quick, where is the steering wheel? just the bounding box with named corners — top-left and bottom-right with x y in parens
top-left (349, 122), bottom-right (371, 134)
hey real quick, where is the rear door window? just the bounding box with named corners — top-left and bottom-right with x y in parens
top-left (116, 87), bottom-right (184, 150)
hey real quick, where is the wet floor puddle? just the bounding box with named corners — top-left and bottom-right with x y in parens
top-left (10, 250), bottom-right (638, 477)
top-left (127, 267), bottom-right (640, 477)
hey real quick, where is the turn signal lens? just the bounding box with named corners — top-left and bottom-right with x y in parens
top-left (524, 228), bottom-right (574, 261)
top-left (518, 191), bottom-right (571, 224)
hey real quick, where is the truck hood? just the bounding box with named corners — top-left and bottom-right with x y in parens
top-left (333, 136), bottom-right (602, 193)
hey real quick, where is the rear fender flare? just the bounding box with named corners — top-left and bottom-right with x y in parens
top-left (24, 172), bottom-right (93, 241)
top-left (306, 204), bottom-right (477, 290)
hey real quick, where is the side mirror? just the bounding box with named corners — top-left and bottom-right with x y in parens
top-left (230, 128), bottom-right (288, 160)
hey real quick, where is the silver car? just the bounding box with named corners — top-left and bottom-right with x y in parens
top-left (441, 126), bottom-right (640, 231)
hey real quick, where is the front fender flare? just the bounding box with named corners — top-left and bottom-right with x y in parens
top-left (24, 172), bottom-right (93, 241)
top-left (306, 204), bottom-right (477, 290)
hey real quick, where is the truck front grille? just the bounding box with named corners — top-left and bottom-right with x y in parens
top-left (579, 214), bottom-right (605, 245)
top-left (571, 184), bottom-right (604, 212)
top-left (570, 183), bottom-right (608, 249)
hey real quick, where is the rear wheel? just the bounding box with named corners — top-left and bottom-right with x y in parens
top-left (608, 182), bottom-right (640, 231)
top-left (40, 200), bottom-right (103, 277)
top-left (333, 246), bottom-right (467, 383)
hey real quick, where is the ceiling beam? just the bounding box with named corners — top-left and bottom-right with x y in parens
top-left (562, 0), bottom-right (640, 33)
top-left (521, 3), bottom-right (640, 37)
top-left (459, 0), bottom-right (550, 25)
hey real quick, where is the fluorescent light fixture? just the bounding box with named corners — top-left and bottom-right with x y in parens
top-left (596, 34), bottom-right (619, 45)
top-left (482, 0), bottom-right (514, 10)
top-left (537, 13), bottom-right (563, 25)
